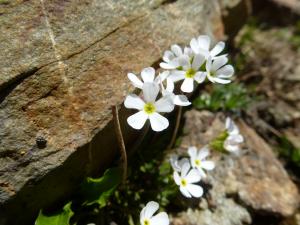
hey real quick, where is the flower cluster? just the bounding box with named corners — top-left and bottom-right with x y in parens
top-left (170, 146), bottom-right (215, 198)
top-left (125, 35), bottom-right (234, 132)
top-left (127, 35), bottom-right (238, 225)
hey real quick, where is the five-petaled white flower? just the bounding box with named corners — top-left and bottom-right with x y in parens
top-left (160, 45), bottom-right (193, 70)
top-left (124, 83), bottom-right (174, 132)
top-left (160, 78), bottom-right (191, 106)
top-left (169, 54), bottom-right (206, 93)
top-left (190, 35), bottom-right (226, 59)
top-left (203, 56), bottom-right (234, 84)
top-left (224, 117), bottom-right (244, 152)
top-left (188, 146), bottom-right (215, 178)
top-left (173, 161), bottom-right (203, 198)
top-left (170, 154), bottom-right (189, 172)
top-left (140, 201), bottom-right (169, 225)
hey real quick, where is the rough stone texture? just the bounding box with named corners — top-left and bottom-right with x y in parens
top-left (171, 110), bottom-right (299, 224)
top-left (269, 0), bottom-right (300, 15)
top-left (235, 24), bottom-right (300, 150)
top-left (0, 0), bottom-right (233, 224)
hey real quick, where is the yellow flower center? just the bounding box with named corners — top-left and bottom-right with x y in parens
top-left (181, 178), bottom-right (187, 187)
top-left (185, 68), bottom-right (196, 78)
top-left (195, 159), bottom-right (201, 166)
top-left (143, 219), bottom-right (150, 225)
top-left (144, 103), bottom-right (156, 114)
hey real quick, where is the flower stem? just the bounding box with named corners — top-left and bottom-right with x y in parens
top-left (167, 106), bottom-right (182, 150)
top-left (111, 105), bottom-right (127, 184)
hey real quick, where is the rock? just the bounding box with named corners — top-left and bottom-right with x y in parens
top-left (235, 23), bottom-right (300, 158)
top-left (269, 0), bottom-right (300, 15)
top-left (0, 0), bottom-right (241, 224)
top-left (171, 110), bottom-right (299, 224)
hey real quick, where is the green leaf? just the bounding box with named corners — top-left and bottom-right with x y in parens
top-left (277, 136), bottom-right (300, 166)
top-left (80, 167), bottom-right (122, 207)
top-left (35, 202), bottom-right (74, 225)
top-left (193, 83), bottom-right (252, 112)
top-left (209, 131), bottom-right (229, 153)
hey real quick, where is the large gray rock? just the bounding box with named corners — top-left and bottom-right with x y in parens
top-left (171, 110), bottom-right (299, 224)
top-left (0, 0), bottom-right (238, 224)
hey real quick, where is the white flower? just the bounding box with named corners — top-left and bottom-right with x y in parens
top-left (140, 201), bottom-right (169, 225)
top-left (128, 67), bottom-right (165, 89)
top-left (173, 161), bottom-right (203, 198)
top-left (169, 54), bottom-right (206, 93)
top-left (160, 78), bottom-right (191, 106)
top-left (124, 83), bottom-right (174, 132)
top-left (160, 45), bottom-right (193, 69)
top-left (170, 154), bottom-right (189, 172)
top-left (190, 35), bottom-right (226, 59)
top-left (204, 56), bottom-right (234, 84)
top-left (188, 146), bottom-right (215, 178)
top-left (224, 117), bottom-right (244, 152)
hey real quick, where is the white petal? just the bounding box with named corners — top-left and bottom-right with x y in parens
top-left (178, 158), bottom-right (190, 169)
top-left (171, 44), bottom-right (183, 56)
top-left (166, 78), bottom-right (174, 93)
top-left (154, 96), bottom-right (175, 113)
top-left (194, 72), bottom-right (206, 83)
top-left (160, 62), bottom-right (177, 70)
top-left (163, 50), bottom-right (175, 62)
top-left (173, 171), bottom-right (181, 185)
top-left (207, 74), bottom-right (216, 83)
top-left (192, 54), bottom-right (205, 70)
top-left (149, 112), bottom-right (169, 132)
top-left (141, 67), bottom-right (155, 83)
top-left (184, 47), bottom-right (193, 57)
top-left (188, 146), bottom-right (197, 161)
top-left (226, 117), bottom-right (234, 131)
top-left (150, 212), bottom-right (169, 225)
top-left (157, 71), bottom-right (170, 83)
top-left (197, 35), bottom-right (210, 50)
top-left (124, 94), bottom-right (145, 110)
top-left (186, 184), bottom-right (204, 198)
top-left (212, 56), bottom-right (228, 71)
top-left (127, 111), bottom-right (148, 130)
top-left (206, 56), bottom-right (212, 72)
top-left (173, 95), bottom-right (191, 106)
top-left (228, 134), bottom-right (244, 143)
top-left (140, 207), bottom-right (146, 222)
top-left (201, 161), bottom-right (215, 170)
top-left (178, 55), bottom-right (191, 71)
top-left (216, 65), bottom-right (234, 77)
top-left (181, 78), bottom-right (194, 93)
top-left (180, 186), bottom-right (192, 198)
top-left (144, 201), bottom-right (159, 218)
top-left (213, 77), bottom-right (231, 84)
top-left (190, 38), bottom-right (199, 53)
top-left (210, 41), bottom-right (225, 57)
top-left (127, 73), bottom-right (143, 89)
top-left (142, 82), bottom-right (159, 103)
top-left (169, 71), bottom-right (185, 82)
top-left (213, 53), bottom-right (228, 60)
top-left (170, 154), bottom-right (181, 172)
top-left (185, 169), bottom-right (201, 183)
top-left (196, 168), bottom-right (207, 178)
top-left (198, 146), bottom-right (209, 160)
top-left (224, 142), bottom-right (239, 152)
top-left (181, 161), bottom-right (190, 177)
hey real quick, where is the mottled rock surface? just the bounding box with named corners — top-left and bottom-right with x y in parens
top-left (235, 24), bottom-right (300, 152)
top-left (0, 0), bottom-right (233, 224)
top-left (171, 110), bottom-right (299, 224)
